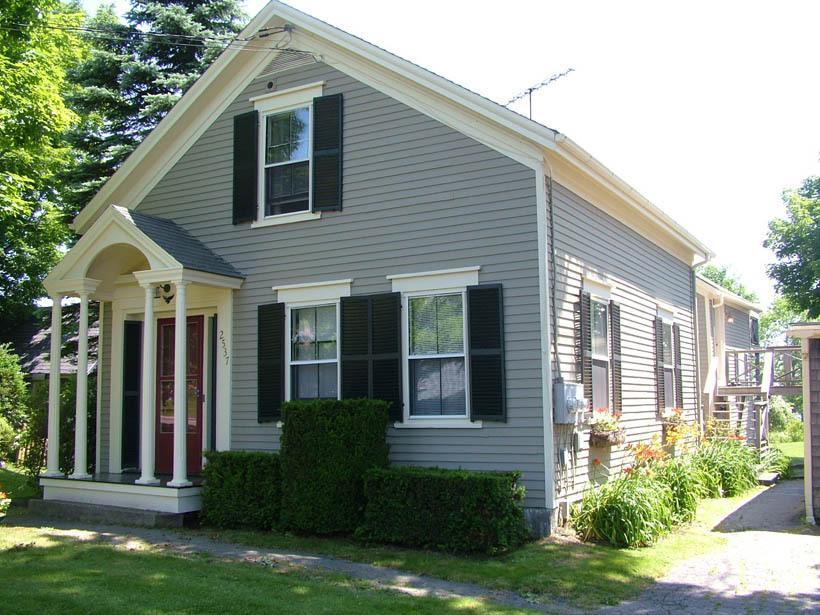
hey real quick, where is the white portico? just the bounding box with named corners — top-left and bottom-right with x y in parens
top-left (40, 205), bottom-right (243, 513)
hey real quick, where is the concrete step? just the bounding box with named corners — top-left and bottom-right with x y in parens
top-left (758, 471), bottom-right (780, 486)
top-left (27, 499), bottom-right (197, 528)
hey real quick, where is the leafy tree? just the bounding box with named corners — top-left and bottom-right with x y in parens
top-left (764, 176), bottom-right (820, 318)
top-left (760, 295), bottom-right (808, 346)
top-left (63, 0), bottom-right (246, 216)
top-left (0, 344), bottom-right (28, 432)
top-left (0, 1), bottom-right (85, 335)
top-left (698, 264), bottom-right (759, 303)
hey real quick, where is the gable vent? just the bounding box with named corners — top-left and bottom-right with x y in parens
top-left (258, 50), bottom-right (317, 78)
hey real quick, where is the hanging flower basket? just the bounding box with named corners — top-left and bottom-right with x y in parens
top-left (589, 429), bottom-right (626, 447)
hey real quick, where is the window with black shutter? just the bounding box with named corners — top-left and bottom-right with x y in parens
top-left (258, 303), bottom-right (285, 422)
top-left (340, 293), bottom-right (402, 421)
top-left (233, 91), bottom-right (342, 224)
top-left (673, 323), bottom-right (684, 409)
top-left (609, 301), bottom-right (623, 414)
top-left (576, 291), bottom-right (593, 406)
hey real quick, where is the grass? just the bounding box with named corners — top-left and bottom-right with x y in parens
top-left (0, 523), bottom-right (524, 614)
top-left (187, 488), bottom-right (766, 608)
top-left (773, 440), bottom-right (804, 467)
top-left (0, 463), bottom-right (38, 500)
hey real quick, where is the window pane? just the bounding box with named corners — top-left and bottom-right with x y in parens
top-left (265, 108), bottom-right (310, 164)
top-left (316, 305), bottom-right (337, 359)
top-left (265, 162), bottom-right (309, 212)
top-left (591, 301), bottom-right (608, 357)
top-left (318, 362), bottom-right (338, 398)
top-left (187, 380), bottom-right (198, 433)
top-left (409, 296), bottom-right (437, 355)
top-left (410, 358), bottom-right (441, 415)
top-left (292, 308), bottom-right (317, 361)
top-left (592, 359), bottom-right (609, 410)
top-left (664, 368), bottom-right (675, 408)
top-left (160, 381), bottom-right (174, 433)
top-left (436, 295), bottom-right (464, 353)
top-left (662, 323), bottom-right (673, 366)
top-left (440, 358), bottom-right (466, 415)
top-left (293, 364), bottom-right (319, 399)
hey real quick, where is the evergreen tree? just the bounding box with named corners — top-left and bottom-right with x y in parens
top-left (63, 0), bottom-right (246, 216)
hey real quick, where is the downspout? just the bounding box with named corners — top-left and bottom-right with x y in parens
top-left (535, 159), bottom-right (557, 531)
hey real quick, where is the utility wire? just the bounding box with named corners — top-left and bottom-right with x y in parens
top-left (0, 22), bottom-right (315, 56)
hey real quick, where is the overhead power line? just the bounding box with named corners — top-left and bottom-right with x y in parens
top-left (506, 68), bottom-right (575, 119)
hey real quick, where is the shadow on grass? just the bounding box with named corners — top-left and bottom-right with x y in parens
top-left (712, 480), bottom-right (818, 535)
top-left (0, 528), bottom-right (522, 614)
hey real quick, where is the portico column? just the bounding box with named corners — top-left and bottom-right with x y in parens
top-left (168, 280), bottom-right (191, 487)
top-left (43, 295), bottom-right (63, 477)
top-left (136, 283), bottom-right (159, 485)
top-left (70, 292), bottom-right (92, 479)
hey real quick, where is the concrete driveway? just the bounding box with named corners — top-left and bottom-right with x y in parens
top-left (606, 480), bottom-right (819, 614)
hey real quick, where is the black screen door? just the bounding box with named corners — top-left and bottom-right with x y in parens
top-left (121, 320), bottom-right (142, 471)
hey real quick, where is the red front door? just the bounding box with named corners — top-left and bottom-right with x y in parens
top-left (156, 315), bottom-right (204, 475)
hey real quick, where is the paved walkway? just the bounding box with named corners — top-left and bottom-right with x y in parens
top-left (605, 480), bottom-right (820, 614)
top-left (10, 480), bottom-right (819, 613)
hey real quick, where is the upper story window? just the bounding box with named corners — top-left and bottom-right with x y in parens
top-left (264, 107), bottom-right (311, 216)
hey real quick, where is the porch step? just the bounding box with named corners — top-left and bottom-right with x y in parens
top-left (757, 471), bottom-right (780, 486)
top-left (27, 498), bottom-right (197, 529)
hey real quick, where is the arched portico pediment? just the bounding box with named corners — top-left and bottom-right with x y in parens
top-left (44, 205), bottom-right (243, 298)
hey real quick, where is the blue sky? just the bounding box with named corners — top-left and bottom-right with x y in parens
top-left (79, 1), bottom-right (820, 306)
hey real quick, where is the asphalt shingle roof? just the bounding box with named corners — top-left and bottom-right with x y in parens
top-left (118, 208), bottom-right (243, 279)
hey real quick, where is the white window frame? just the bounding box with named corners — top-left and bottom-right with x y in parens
top-left (584, 275), bottom-right (613, 410)
top-left (657, 305), bottom-right (677, 410)
top-left (285, 301), bottom-right (341, 402)
top-left (388, 267), bottom-right (482, 429)
top-left (272, 278), bottom-right (351, 405)
top-left (250, 82), bottom-right (324, 228)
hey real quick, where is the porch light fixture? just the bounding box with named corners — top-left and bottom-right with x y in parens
top-left (727, 316), bottom-right (735, 324)
top-left (155, 283), bottom-right (174, 304)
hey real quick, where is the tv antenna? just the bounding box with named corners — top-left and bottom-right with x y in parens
top-left (506, 68), bottom-right (575, 119)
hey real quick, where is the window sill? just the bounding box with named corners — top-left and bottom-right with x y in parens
top-left (251, 211), bottom-right (321, 228)
top-left (393, 419), bottom-right (483, 429)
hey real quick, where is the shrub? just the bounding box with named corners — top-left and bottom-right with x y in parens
top-left (357, 466), bottom-right (529, 555)
top-left (201, 451), bottom-right (281, 530)
top-left (280, 399), bottom-right (390, 535)
top-left (573, 472), bottom-right (675, 548)
top-left (0, 344), bottom-right (29, 433)
top-left (757, 447), bottom-right (792, 480)
top-left (0, 416), bottom-right (16, 463)
top-left (654, 458), bottom-right (699, 523)
top-left (692, 438), bottom-right (758, 497)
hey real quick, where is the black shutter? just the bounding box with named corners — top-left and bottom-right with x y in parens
top-left (467, 284), bottom-right (506, 422)
top-left (654, 317), bottom-right (665, 415)
top-left (751, 318), bottom-right (760, 346)
top-left (122, 320), bottom-right (142, 470)
top-left (312, 94), bottom-right (343, 212)
top-left (233, 110), bottom-right (258, 224)
top-left (258, 302), bottom-right (285, 422)
top-left (609, 301), bottom-right (622, 414)
top-left (673, 322), bottom-right (684, 409)
top-left (576, 291), bottom-right (593, 407)
top-left (340, 293), bottom-right (402, 421)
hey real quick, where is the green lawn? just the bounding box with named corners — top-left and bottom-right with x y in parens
top-left (773, 441), bottom-right (804, 466)
top-left (0, 463), bottom-right (39, 500)
top-left (188, 488), bottom-right (766, 608)
top-left (0, 524), bottom-right (523, 614)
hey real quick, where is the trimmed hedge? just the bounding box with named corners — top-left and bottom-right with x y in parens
top-left (357, 466), bottom-right (529, 554)
top-left (201, 451), bottom-right (281, 530)
top-left (280, 399), bottom-right (390, 535)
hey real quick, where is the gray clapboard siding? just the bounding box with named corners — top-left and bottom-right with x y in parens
top-left (135, 62), bottom-right (546, 507)
top-left (550, 183), bottom-right (698, 500)
top-left (725, 305), bottom-right (752, 349)
top-left (98, 301), bottom-right (112, 473)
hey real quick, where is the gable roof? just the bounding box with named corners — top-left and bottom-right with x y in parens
top-left (696, 273), bottom-right (762, 313)
top-left (119, 208), bottom-right (243, 279)
top-left (72, 1), bottom-right (712, 265)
